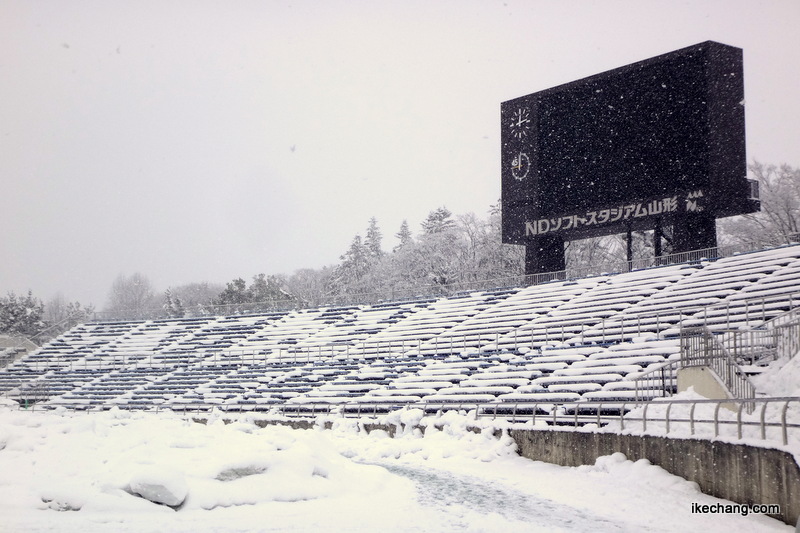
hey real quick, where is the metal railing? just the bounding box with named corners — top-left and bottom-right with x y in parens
top-left (680, 326), bottom-right (757, 405)
top-left (475, 397), bottom-right (800, 445)
top-left (0, 336), bottom-right (37, 369)
top-left (718, 328), bottom-right (779, 365)
top-left (631, 359), bottom-right (681, 401)
top-left (712, 307), bottom-right (800, 365)
top-left (766, 308), bottom-right (800, 360)
top-left (21, 396), bottom-right (800, 446)
top-left (336, 397), bottom-right (800, 445)
top-left (629, 305), bottom-right (800, 403)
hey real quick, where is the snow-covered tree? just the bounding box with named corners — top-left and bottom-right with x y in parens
top-left (329, 235), bottom-right (372, 298)
top-left (43, 294), bottom-right (95, 338)
top-left (104, 273), bottom-right (157, 319)
top-left (364, 217), bottom-right (384, 258)
top-left (163, 288), bottom-right (185, 318)
top-left (565, 235), bottom-right (627, 271)
top-left (214, 278), bottom-right (248, 308)
top-left (719, 162), bottom-right (800, 248)
top-left (286, 267), bottom-right (333, 308)
top-left (170, 282), bottom-right (224, 316)
top-left (0, 291), bottom-right (46, 338)
top-left (421, 207), bottom-right (456, 235)
top-left (213, 274), bottom-right (294, 313)
top-left (248, 273), bottom-right (294, 309)
top-left (394, 219), bottom-right (413, 251)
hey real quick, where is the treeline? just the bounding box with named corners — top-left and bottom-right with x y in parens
top-left (100, 205), bottom-right (526, 319)
top-left (0, 292), bottom-right (94, 342)
top-left (4, 162), bottom-right (799, 337)
top-left (100, 162), bottom-right (800, 319)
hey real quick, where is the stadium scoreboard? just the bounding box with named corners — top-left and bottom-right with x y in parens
top-left (501, 41), bottom-right (759, 272)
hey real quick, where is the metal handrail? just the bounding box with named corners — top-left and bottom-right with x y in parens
top-left (762, 307), bottom-right (800, 360)
top-left (20, 396), bottom-right (800, 446)
top-left (630, 359), bottom-right (681, 401)
top-left (704, 307), bottom-right (800, 366)
top-left (680, 327), bottom-right (757, 405)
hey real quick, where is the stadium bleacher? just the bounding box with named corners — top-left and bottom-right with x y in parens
top-left (2, 244), bottom-right (800, 415)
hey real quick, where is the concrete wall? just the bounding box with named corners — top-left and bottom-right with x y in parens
top-left (510, 429), bottom-right (799, 526)
top-left (202, 417), bottom-right (799, 526)
top-left (677, 366), bottom-right (733, 401)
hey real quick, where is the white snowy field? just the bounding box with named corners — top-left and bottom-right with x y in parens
top-left (0, 405), bottom-right (792, 533)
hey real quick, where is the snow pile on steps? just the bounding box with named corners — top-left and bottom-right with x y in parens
top-left (750, 352), bottom-right (800, 398)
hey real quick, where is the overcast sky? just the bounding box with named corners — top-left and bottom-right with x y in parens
top-left (1, 0), bottom-right (799, 308)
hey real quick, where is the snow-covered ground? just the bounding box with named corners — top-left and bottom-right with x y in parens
top-left (0, 405), bottom-right (792, 532)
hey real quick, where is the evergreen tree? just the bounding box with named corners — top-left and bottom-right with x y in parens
top-left (213, 278), bottom-right (249, 312)
top-left (0, 291), bottom-right (46, 338)
top-left (163, 288), bottom-right (185, 318)
top-left (248, 273), bottom-right (294, 309)
top-left (364, 217), bottom-right (384, 258)
top-left (340, 235), bottom-right (370, 280)
top-left (421, 206), bottom-right (455, 234)
top-left (394, 219), bottom-right (413, 251)
top-left (169, 282), bottom-right (223, 317)
top-left (213, 274), bottom-right (295, 314)
top-left (330, 235), bottom-right (371, 298)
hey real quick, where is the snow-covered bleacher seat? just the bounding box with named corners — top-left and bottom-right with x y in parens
top-left (3, 244), bottom-right (799, 414)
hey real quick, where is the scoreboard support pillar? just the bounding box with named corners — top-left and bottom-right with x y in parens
top-left (672, 212), bottom-right (718, 253)
top-left (525, 235), bottom-right (566, 276)
top-left (654, 219), bottom-right (664, 258)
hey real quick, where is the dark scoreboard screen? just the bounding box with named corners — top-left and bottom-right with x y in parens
top-left (501, 41), bottom-right (757, 244)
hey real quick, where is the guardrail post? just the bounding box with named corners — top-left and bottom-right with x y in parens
top-left (642, 402), bottom-right (649, 432)
top-left (736, 402), bottom-right (744, 439)
top-left (665, 403), bottom-right (672, 434)
top-left (782, 401), bottom-right (790, 445)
